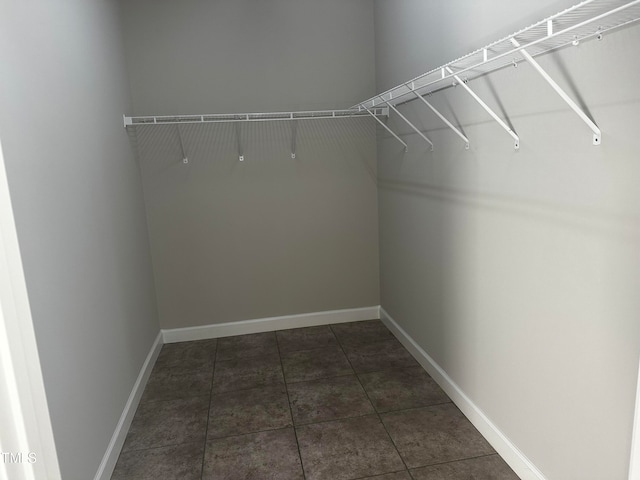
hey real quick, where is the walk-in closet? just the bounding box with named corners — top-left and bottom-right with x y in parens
top-left (1, 1), bottom-right (639, 479)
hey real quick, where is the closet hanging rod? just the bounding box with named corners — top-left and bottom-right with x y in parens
top-left (124, 108), bottom-right (388, 127)
top-left (353, 0), bottom-right (640, 111)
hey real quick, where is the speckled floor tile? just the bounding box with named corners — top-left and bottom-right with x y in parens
top-left (203, 428), bottom-right (303, 480)
top-left (360, 471), bottom-right (412, 480)
top-left (410, 454), bottom-right (519, 479)
top-left (216, 332), bottom-right (279, 361)
top-left (140, 367), bottom-right (212, 403)
top-left (111, 442), bottom-right (203, 480)
top-left (331, 320), bottom-right (395, 346)
top-left (122, 396), bottom-right (209, 452)
top-left (281, 346), bottom-right (353, 383)
top-left (122, 331), bottom-right (515, 480)
top-left (276, 326), bottom-right (338, 353)
top-left (345, 338), bottom-right (418, 373)
top-left (288, 375), bottom-right (374, 424)
top-left (296, 415), bottom-right (404, 480)
top-left (212, 354), bottom-right (284, 393)
top-left (358, 367), bottom-right (450, 412)
top-left (208, 385), bottom-right (292, 438)
top-left (155, 339), bottom-right (217, 372)
top-left (381, 404), bottom-right (495, 468)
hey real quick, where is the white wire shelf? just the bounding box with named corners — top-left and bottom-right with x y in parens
top-left (353, 0), bottom-right (640, 111)
top-left (123, 0), bottom-right (640, 152)
top-left (124, 108), bottom-right (388, 127)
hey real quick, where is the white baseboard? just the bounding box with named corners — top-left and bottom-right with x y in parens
top-left (380, 307), bottom-right (546, 480)
top-left (162, 306), bottom-right (380, 343)
top-left (94, 331), bottom-right (163, 480)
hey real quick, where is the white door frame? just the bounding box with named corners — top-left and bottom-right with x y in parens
top-left (0, 138), bottom-right (60, 480)
top-left (630, 356), bottom-right (640, 480)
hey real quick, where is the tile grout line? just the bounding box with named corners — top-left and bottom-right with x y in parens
top-left (199, 344), bottom-right (218, 480)
top-left (285, 371), bottom-right (355, 386)
top-left (294, 411), bottom-right (374, 428)
top-left (117, 440), bottom-right (205, 456)
top-left (409, 451), bottom-right (502, 470)
top-left (206, 424), bottom-right (298, 442)
top-left (197, 399), bottom-right (457, 440)
top-left (350, 470), bottom-right (411, 480)
top-left (275, 333), bottom-right (308, 480)
top-left (289, 398), bottom-right (452, 428)
top-left (330, 324), bottom-right (413, 478)
top-left (205, 352), bottom-right (432, 394)
top-left (370, 400), bottom-right (454, 417)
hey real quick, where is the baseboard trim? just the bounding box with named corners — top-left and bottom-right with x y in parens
top-left (94, 331), bottom-right (163, 480)
top-left (380, 307), bottom-right (546, 480)
top-left (162, 306), bottom-right (381, 343)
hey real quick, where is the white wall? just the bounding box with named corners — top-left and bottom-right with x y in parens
top-left (374, 1), bottom-right (640, 479)
top-left (0, 1), bottom-right (160, 478)
top-left (121, 0), bottom-right (380, 329)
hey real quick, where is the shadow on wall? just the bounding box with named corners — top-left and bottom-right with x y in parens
top-left (377, 178), bottom-right (637, 244)
top-left (547, 50), bottom-right (597, 123)
top-left (482, 77), bottom-right (516, 134)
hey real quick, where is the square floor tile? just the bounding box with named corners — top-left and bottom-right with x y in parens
top-left (111, 442), bottom-right (203, 480)
top-left (345, 338), bottom-right (418, 373)
top-left (331, 320), bottom-right (395, 346)
top-left (358, 367), bottom-right (450, 412)
top-left (296, 415), bottom-right (404, 480)
top-left (410, 454), bottom-right (519, 479)
top-left (216, 332), bottom-right (279, 361)
top-left (288, 375), bottom-right (374, 425)
top-left (281, 346), bottom-right (353, 383)
top-left (203, 428), bottom-right (303, 480)
top-left (141, 367), bottom-right (212, 403)
top-left (276, 326), bottom-right (338, 353)
top-left (155, 339), bottom-right (217, 372)
top-left (213, 355), bottom-right (284, 393)
top-left (381, 404), bottom-right (494, 468)
top-left (208, 385), bottom-right (292, 438)
top-left (122, 396), bottom-right (209, 452)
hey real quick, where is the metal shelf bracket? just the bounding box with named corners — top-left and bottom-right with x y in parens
top-left (388, 104), bottom-right (434, 151)
top-left (235, 123), bottom-right (244, 161)
top-left (510, 37), bottom-right (602, 145)
top-left (290, 120), bottom-right (297, 159)
top-left (410, 89), bottom-right (470, 150)
top-left (374, 93), bottom-right (433, 150)
top-left (177, 126), bottom-right (188, 164)
top-left (362, 105), bottom-right (408, 151)
top-left (445, 67), bottom-right (520, 150)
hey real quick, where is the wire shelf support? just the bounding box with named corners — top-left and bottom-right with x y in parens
top-left (509, 37), bottom-right (602, 144)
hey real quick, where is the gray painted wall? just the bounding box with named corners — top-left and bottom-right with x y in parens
top-left (121, 0), bottom-right (376, 115)
top-left (121, 0), bottom-right (380, 328)
top-left (374, 1), bottom-right (640, 479)
top-left (0, 1), bottom-right (160, 478)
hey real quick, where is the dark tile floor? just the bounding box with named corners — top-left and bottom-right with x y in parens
top-left (111, 320), bottom-right (520, 480)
